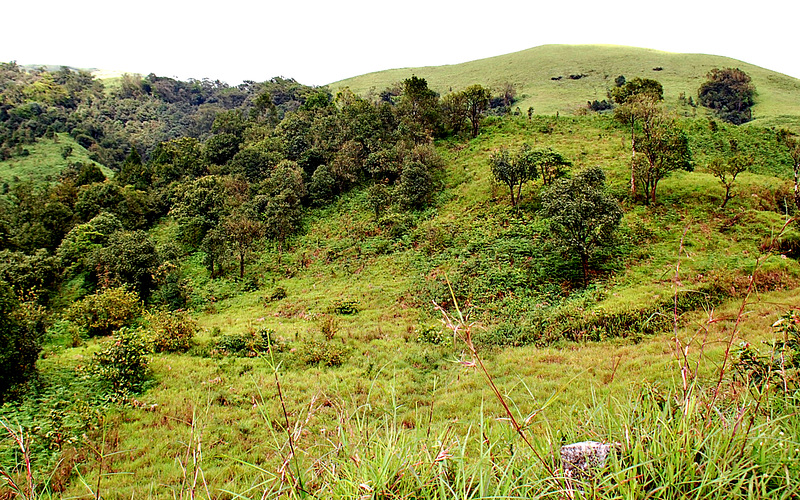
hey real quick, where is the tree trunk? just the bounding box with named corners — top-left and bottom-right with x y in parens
top-left (239, 252), bottom-right (245, 279)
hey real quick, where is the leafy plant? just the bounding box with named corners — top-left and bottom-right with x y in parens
top-left (89, 327), bottom-right (151, 395)
top-left (146, 309), bottom-right (198, 353)
top-left (331, 298), bottom-right (359, 315)
top-left (63, 287), bottom-right (141, 337)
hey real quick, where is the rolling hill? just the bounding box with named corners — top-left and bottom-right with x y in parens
top-left (331, 44), bottom-right (800, 130)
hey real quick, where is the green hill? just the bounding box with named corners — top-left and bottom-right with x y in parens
top-left (332, 44), bottom-right (800, 130)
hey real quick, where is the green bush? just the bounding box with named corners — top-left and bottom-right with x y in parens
top-left (64, 287), bottom-right (142, 337)
top-left (415, 325), bottom-right (452, 347)
top-left (296, 339), bottom-right (349, 367)
top-left (146, 309), bottom-right (198, 353)
top-left (734, 309), bottom-right (799, 392)
top-left (332, 299), bottom-right (359, 315)
top-left (0, 282), bottom-right (45, 402)
top-left (212, 326), bottom-right (283, 357)
top-left (90, 327), bottom-right (151, 395)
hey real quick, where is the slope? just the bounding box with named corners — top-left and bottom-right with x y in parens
top-left (331, 44), bottom-right (800, 130)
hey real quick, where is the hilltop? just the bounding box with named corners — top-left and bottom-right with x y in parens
top-left (332, 44), bottom-right (800, 130)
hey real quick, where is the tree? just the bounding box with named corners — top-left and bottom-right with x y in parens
top-left (252, 161), bottom-right (306, 256)
top-left (634, 119), bottom-right (693, 204)
top-left (489, 144), bottom-right (539, 207)
top-left (441, 91), bottom-right (469, 136)
top-left (611, 77), bottom-right (663, 105)
top-left (529, 147), bottom-right (571, 186)
top-left (223, 213), bottom-right (264, 279)
top-left (541, 167), bottom-right (623, 286)
top-left (698, 68), bottom-right (756, 125)
top-left (462, 84), bottom-right (491, 138)
top-left (170, 175), bottom-right (230, 248)
top-left (0, 281), bottom-right (43, 403)
top-left (615, 95), bottom-right (691, 203)
top-left (707, 142), bottom-right (751, 208)
top-left (398, 76), bottom-right (441, 144)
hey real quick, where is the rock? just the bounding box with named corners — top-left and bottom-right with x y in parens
top-left (560, 441), bottom-right (614, 492)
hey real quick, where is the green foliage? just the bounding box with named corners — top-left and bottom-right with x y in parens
top-left (331, 299), bottom-right (359, 315)
top-left (253, 161), bottom-right (306, 247)
top-left (63, 286), bottom-right (141, 337)
top-left (414, 325), bottom-right (451, 347)
top-left (698, 68), bottom-right (757, 125)
top-left (734, 309), bottom-right (799, 392)
top-left (462, 84), bottom-right (491, 138)
top-left (611, 77), bottom-right (664, 104)
top-left (489, 144), bottom-right (539, 206)
top-left (170, 175), bottom-right (230, 248)
top-left (89, 327), bottom-right (151, 395)
top-left (145, 309), bottom-right (198, 353)
top-left (57, 212), bottom-right (123, 275)
top-left (92, 230), bottom-right (161, 298)
top-left (541, 167), bottom-right (622, 286)
top-left (211, 326), bottom-right (281, 357)
top-left (0, 282), bottom-right (44, 402)
top-left (295, 339), bottom-right (349, 367)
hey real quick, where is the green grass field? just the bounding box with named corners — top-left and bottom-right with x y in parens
top-left (0, 133), bottom-right (112, 188)
top-left (7, 114), bottom-right (797, 498)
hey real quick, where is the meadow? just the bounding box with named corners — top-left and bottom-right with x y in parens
top-left (3, 112), bottom-right (799, 498)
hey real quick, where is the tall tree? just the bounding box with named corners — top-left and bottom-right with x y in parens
top-left (462, 84), bottom-right (491, 138)
top-left (398, 76), bottom-right (440, 144)
top-left (541, 167), bottom-right (622, 287)
top-left (223, 213), bottom-right (264, 279)
top-left (489, 144), bottom-right (539, 207)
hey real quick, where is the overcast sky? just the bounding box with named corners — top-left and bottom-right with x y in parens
top-left (3, 0), bottom-right (799, 86)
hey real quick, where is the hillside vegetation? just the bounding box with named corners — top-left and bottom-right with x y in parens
top-left (0, 50), bottom-right (799, 498)
top-left (333, 44), bottom-right (800, 130)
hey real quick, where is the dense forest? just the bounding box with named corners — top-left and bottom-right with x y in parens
top-left (1, 56), bottom-right (799, 498)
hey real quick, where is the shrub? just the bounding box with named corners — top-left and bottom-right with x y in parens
top-left (64, 287), bottom-right (142, 337)
top-left (0, 282), bottom-right (45, 402)
top-left (734, 309), bottom-right (799, 392)
top-left (331, 299), bottom-right (359, 315)
top-left (90, 327), bottom-right (151, 395)
top-left (212, 326), bottom-right (282, 357)
top-left (415, 325), bottom-right (452, 347)
top-left (295, 339), bottom-right (349, 367)
top-left (146, 309), bottom-right (198, 353)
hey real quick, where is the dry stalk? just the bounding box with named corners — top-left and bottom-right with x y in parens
top-left (433, 296), bottom-right (558, 480)
top-left (0, 419), bottom-right (35, 500)
top-left (705, 216), bottom-right (795, 425)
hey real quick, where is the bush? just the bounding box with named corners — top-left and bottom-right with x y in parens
top-left (212, 326), bottom-right (282, 357)
top-left (90, 327), bottom-right (151, 395)
top-left (0, 282), bottom-right (45, 402)
top-left (331, 299), bottom-right (359, 315)
top-left (734, 309), bottom-right (799, 392)
top-left (64, 287), bottom-right (142, 337)
top-left (146, 309), bottom-right (198, 353)
top-left (415, 325), bottom-right (452, 347)
top-left (295, 340), bottom-right (349, 367)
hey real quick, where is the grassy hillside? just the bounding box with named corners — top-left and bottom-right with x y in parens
top-left (0, 133), bottom-right (113, 188)
top-left (11, 114), bottom-right (799, 498)
top-left (331, 44), bottom-right (800, 130)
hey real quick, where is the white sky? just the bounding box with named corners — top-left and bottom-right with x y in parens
top-left (3, 0), bottom-right (799, 86)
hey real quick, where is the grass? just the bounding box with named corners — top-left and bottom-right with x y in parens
top-left (331, 44), bottom-right (800, 131)
top-left (0, 133), bottom-right (113, 188)
top-left (4, 114), bottom-right (800, 498)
